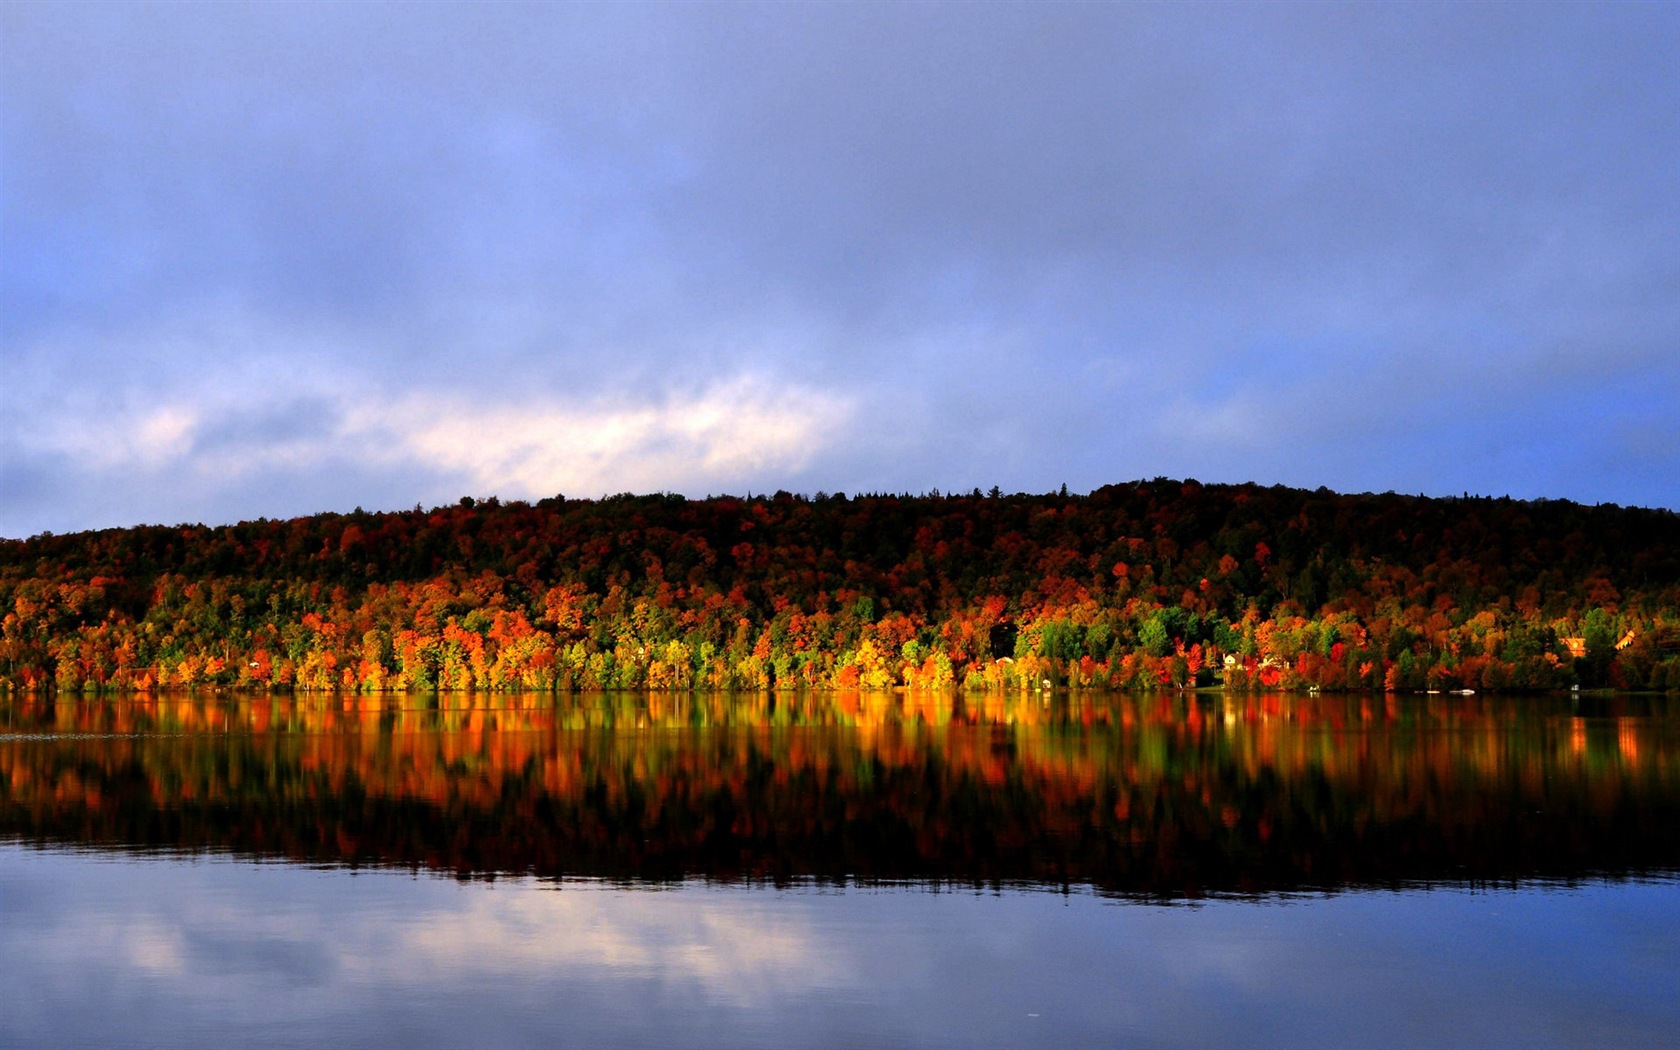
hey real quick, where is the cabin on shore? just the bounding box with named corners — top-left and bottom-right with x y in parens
top-left (1564, 630), bottom-right (1655, 658)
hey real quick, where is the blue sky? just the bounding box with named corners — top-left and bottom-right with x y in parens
top-left (3, 1), bottom-right (1678, 537)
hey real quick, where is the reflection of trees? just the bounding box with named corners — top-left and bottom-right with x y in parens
top-left (2, 692), bottom-right (1677, 897)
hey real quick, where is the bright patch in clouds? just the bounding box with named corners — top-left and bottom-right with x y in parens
top-left (22, 406), bottom-right (199, 472)
top-left (4, 365), bottom-right (852, 530)
top-left (365, 377), bottom-right (852, 498)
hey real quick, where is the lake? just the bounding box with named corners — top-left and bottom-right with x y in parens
top-left (2, 690), bottom-right (1677, 1048)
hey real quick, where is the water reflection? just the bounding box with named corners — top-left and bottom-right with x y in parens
top-left (3, 845), bottom-right (1678, 1050)
top-left (2, 691), bottom-right (1677, 895)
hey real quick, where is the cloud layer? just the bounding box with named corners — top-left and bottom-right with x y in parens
top-left (4, 3), bottom-right (1678, 535)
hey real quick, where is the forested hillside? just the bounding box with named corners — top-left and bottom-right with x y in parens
top-left (4, 480), bottom-right (1678, 693)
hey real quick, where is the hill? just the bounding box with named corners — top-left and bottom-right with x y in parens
top-left (3, 480), bottom-right (1678, 692)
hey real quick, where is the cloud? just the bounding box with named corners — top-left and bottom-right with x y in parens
top-left (4, 2), bottom-right (1680, 529)
top-left (0, 303), bottom-right (854, 535)
top-left (15, 405), bottom-right (198, 473)
top-left (361, 376), bottom-right (853, 499)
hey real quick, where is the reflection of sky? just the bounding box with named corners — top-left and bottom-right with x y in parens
top-left (2, 846), bottom-right (1675, 1049)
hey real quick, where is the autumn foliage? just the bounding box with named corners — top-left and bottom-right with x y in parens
top-left (3, 481), bottom-right (1679, 693)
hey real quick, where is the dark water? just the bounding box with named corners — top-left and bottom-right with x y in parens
top-left (2, 691), bottom-right (1677, 1048)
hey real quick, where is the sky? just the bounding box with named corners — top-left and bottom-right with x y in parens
top-left (3, 1), bottom-right (1678, 538)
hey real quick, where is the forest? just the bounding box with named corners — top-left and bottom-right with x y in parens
top-left (3, 480), bottom-right (1679, 694)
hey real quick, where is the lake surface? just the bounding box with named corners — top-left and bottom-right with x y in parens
top-left (3, 690), bottom-right (1677, 1048)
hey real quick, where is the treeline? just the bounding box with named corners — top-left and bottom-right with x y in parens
top-left (3, 480), bottom-right (1679, 693)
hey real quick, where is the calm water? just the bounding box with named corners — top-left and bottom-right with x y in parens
top-left (2, 690), bottom-right (1678, 1048)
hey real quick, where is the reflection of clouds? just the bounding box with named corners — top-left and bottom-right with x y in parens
top-left (3, 847), bottom-right (1677, 1049)
top-left (53, 917), bottom-right (191, 979)
top-left (122, 923), bottom-right (189, 977)
top-left (1, 849), bottom-right (858, 1008)
top-left (385, 888), bottom-right (857, 1006)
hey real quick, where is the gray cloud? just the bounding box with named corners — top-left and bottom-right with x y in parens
top-left (4, 2), bottom-right (1678, 535)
